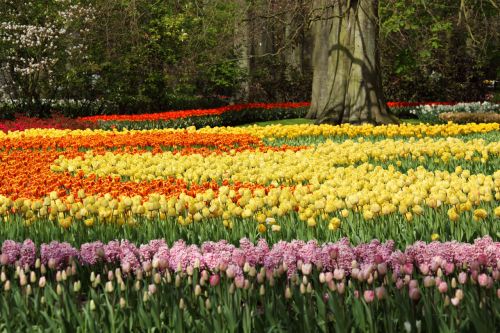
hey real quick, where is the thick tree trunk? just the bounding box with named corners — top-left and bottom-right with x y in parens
top-left (306, 0), bottom-right (398, 124)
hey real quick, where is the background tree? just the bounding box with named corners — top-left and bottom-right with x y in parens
top-left (305, 0), bottom-right (398, 124)
top-left (0, 0), bottom-right (95, 116)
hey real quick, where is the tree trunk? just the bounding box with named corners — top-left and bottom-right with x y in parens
top-left (306, 0), bottom-right (398, 124)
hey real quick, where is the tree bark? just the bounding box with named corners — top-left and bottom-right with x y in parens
top-left (306, 0), bottom-right (398, 124)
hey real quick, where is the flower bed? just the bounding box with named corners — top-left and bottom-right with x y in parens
top-left (0, 237), bottom-right (498, 331)
top-left (0, 121), bottom-right (498, 331)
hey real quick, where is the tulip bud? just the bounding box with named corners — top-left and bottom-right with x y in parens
top-left (302, 263), bottom-right (312, 276)
top-left (175, 274), bottom-right (181, 288)
top-left (327, 280), bottom-right (336, 291)
top-left (423, 276), bottom-right (435, 288)
top-left (148, 284), bottom-right (157, 295)
top-left (48, 259), bottom-right (56, 270)
top-left (186, 266), bottom-right (194, 276)
top-left (39, 276), bottom-right (46, 288)
top-left (89, 300), bottom-right (96, 311)
top-left (3, 280), bottom-right (10, 291)
top-left (143, 291), bottom-right (149, 303)
top-left (107, 270), bottom-right (114, 281)
top-left (134, 280), bottom-right (141, 291)
top-left (19, 272), bottom-right (27, 287)
top-left (30, 271), bottom-right (36, 284)
top-left (119, 297), bottom-right (126, 309)
top-left (74, 281), bottom-right (81, 293)
top-left (56, 283), bottom-right (63, 295)
top-left (235, 276), bottom-right (245, 289)
top-left (25, 285), bottom-right (32, 296)
top-left (143, 261), bottom-right (152, 273)
top-left (209, 274), bottom-right (220, 287)
top-left (478, 273), bottom-right (489, 287)
top-left (90, 272), bottom-right (96, 282)
top-left (337, 282), bottom-right (345, 295)
top-left (375, 286), bottom-right (386, 300)
top-left (300, 283), bottom-right (306, 294)
top-left (35, 259), bottom-right (41, 269)
top-left (154, 273), bottom-right (161, 285)
top-left (444, 296), bottom-right (450, 306)
top-left (409, 288), bottom-right (420, 301)
top-left (205, 298), bottom-right (211, 310)
top-left (455, 289), bottom-right (464, 300)
top-left (105, 281), bottom-right (114, 293)
top-left (438, 281), bottom-right (448, 293)
top-left (451, 278), bottom-right (457, 289)
top-left (363, 290), bottom-right (375, 303)
top-left (0, 272), bottom-right (6, 282)
top-left (194, 284), bottom-right (202, 296)
top-left (228, 283), bottom-right (235, 294)
top-left (319, 273), bottom-right (326, 284)
top-left (285, 287), bottom-right (292, 299)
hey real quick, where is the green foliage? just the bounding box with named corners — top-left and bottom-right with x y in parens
top-left (380, 0), bottom-right (499, 102)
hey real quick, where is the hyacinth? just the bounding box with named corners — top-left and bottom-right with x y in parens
top-left (19, 240), bottom-right (36, 267)
top-left (79, 241), bottom-right (104, 266)
top-left (0, 237), bottom-right (497, 278)
top-left (1, 240), bottom-right (22, 265)
top-left (40, 241), bottom-right (79, 269)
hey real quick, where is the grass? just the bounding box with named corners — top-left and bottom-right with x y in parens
top-left (239, 118), bottom-right (313, 127)
top-left (239, 118), bottom-right (423, 127)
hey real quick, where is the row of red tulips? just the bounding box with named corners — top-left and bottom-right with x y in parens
top-left (0, 101), bottom-right (458, 132)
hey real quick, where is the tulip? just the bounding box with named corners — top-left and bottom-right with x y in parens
top-left (148, 284), bottom-right (157, 295)
top-left (209, 274), bottom-right (220, 287)
top-left (478, 274), bottom-right (489, 287)
top-left (39, 276), bottom-right (46, 288)
top-left (119, 297), bottom-right (126, 309)
top-left (409, 288), bottom-right (420, 301)
top-left (334, 269), bottom-right (345, 280)
top-left (375, 286), bottom-right (386, 300)
top-left (363, 290), bottom-right (375, 303)
top-left (105, 281), bottom-right (114, 293)
top-left (438, 281), bottom-right (448, 293)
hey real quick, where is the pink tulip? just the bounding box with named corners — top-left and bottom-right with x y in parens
top-left (444, 263), bottom-right (454, 275)
top-left (333, 268), bottom-right (345, 280)
top-left (438, 281), bottom-right (448, 293)
top-left (209, 274), bottom-right (220, 287)
top-left (409, 288), bottom-right (420, 301)
top-left (375, 286), bottom-right (386, 300)
top-left (363, 290), bottom-right (375, 303)
top-left (478, 274), bottom-right (489, 287)
top-left (458, 272), bottom-right (467, 284)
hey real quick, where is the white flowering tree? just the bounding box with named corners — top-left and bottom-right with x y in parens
top-left (0, 0), bottom-right (94, 116)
